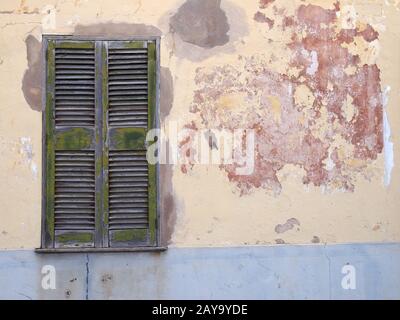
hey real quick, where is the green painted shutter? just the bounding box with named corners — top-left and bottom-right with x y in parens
top-left (43, 40), bottom-right (102, 248)
top-left (43, 39), bottom-right (158, 249)
top-left (104, 40), bottom-right (158, 247)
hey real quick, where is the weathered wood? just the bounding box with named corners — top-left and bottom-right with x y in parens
top-left (42, 37), bottom-right (160, 251)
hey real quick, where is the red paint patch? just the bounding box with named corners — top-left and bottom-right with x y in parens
top-left (297, 3), bottom-right (337, 28)
top-left (288, 4), bottom-right (382, 163)
top-left (182, 2), bottom-right (383, 195)
top-left (259, 0), bottom-right (275, 9)
top-left (359, 24), bottom-right (379, 42)
top-left (282, 16), bottom-right (294, 30)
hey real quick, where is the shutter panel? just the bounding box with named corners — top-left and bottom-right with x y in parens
top-left (104, 40), bottom-right (158, 247)
top-left (43, 38), bottom-right (158, 250)
top-left (43, 40), bottom-right (101, 248)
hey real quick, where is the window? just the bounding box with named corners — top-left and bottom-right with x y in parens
top-left (39, 36), bottom-right (160, 251)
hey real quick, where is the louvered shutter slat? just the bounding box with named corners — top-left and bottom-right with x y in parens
top-left (108, 46), bottom-right (148, 128)
top-left (54, 46), bottom-right (95, 127)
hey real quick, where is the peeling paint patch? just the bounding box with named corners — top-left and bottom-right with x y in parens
top-left (254, 11), bottom-right (274, 29)
top-left (382, 86), bottom-right (393, 187)
top-left (275, 218), bottom-right (300, 234)
top-left (311, 236), bottom-right (320, 243)
top-left (259, 0), bottom-right (275, 9)
top-left (170, 0), bottom-right (229, 48)
top-left (183, 1), bottom-right (384, 195)
top-left (372, 223), bottom-right (381, 231)
top-left (101, 274), bottom-right (112, 283)
top-left (19, 137), bottom-right (37, 178)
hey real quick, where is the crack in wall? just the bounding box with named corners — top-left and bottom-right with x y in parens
top-left (85, 254), bottom-right (89, 300)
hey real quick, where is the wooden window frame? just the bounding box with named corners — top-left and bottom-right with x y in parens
top-left (37, 35), bottom-right (165, 253)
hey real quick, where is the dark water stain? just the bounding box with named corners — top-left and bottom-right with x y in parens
top-left (160, 164), bottom-right (177, 245)
top-left (160, 67), bottom-right (174, 121)
top-left (160, 0), bottom-right (248, 62)
top-left (311, 236), bottom-right (320, 243)
top-left (159, 66), bottom-right (176, 245)
top-left (101, 273), bottom-right (112, 283)
top-left (65, 289), bottom-right (71, 298)
top-left (275, 218), bottom-right (300, 234)
top-left (170, 0), bottom-right (229, 48)
top-left (22, 35), bottom-right (42, 111)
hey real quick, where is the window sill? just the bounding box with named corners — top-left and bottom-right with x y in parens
top-left (35, 246), bottom-right (167, 254)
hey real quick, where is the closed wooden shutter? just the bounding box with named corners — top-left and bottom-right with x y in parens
top-left (42, 38), bottom-right (158, 250)
top-left (104, 41), bottom-right (157, 247)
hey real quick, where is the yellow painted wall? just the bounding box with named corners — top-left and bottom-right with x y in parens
top-left (0, 0), bottom-right (399, 249)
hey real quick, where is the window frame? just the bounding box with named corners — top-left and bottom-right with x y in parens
top-left (37, 35), bottom-right (164, 253)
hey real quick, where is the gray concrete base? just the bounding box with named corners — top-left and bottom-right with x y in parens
top-left (0, 243), bottom-right (399, 299)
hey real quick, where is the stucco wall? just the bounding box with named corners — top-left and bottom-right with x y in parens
top-left (0, 0), bottom-right (399, 250)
